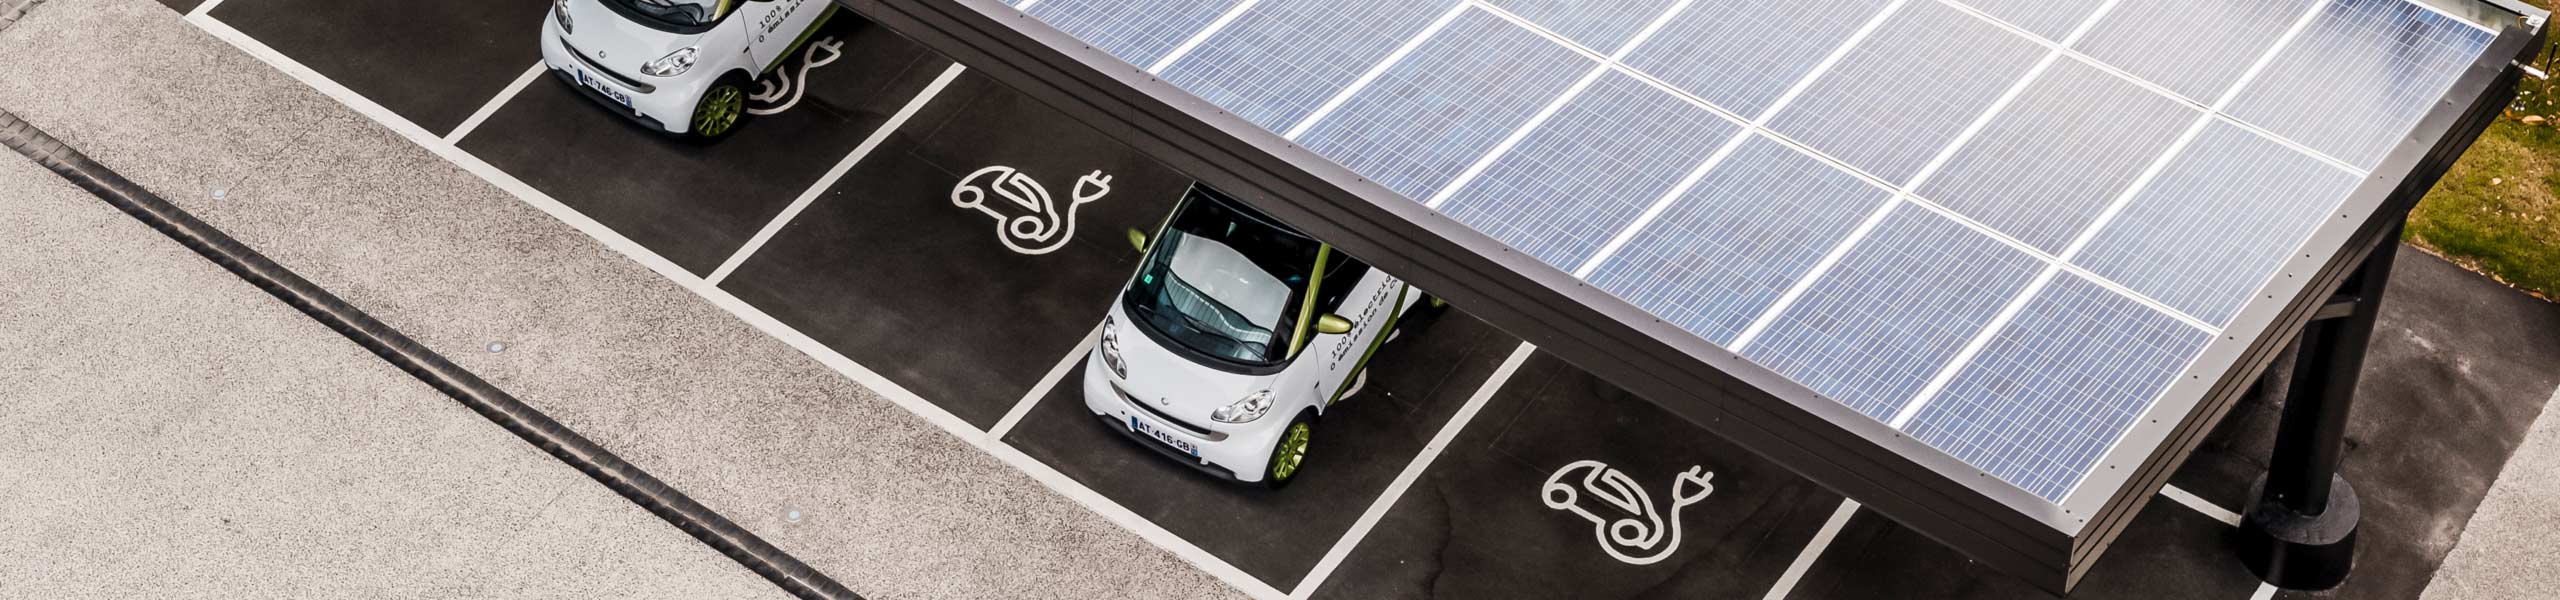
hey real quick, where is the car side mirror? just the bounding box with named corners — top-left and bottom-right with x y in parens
top-left (1127, 228), bottom-right (1150, 253)
top-left (1314, 314), bottom-right (1354, 335)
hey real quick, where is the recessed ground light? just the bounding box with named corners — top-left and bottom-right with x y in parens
top-left (209, 188), bottom-right (227, 200)
top-left (487, 341), bottom-right (507, 353)
top-left (784, 509), bottom-right (803, 523)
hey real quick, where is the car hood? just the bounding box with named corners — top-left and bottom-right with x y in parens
top-left (1106, 303), bottom-right (1277, 426)
top-left (563, 0), bottom-right (707, 76)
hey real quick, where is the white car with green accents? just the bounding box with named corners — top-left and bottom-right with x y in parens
top-left (541, 0), bottom-right (834, 141)
top-left (1086, 185), bottom-right (1431, 488)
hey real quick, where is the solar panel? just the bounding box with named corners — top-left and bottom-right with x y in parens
top-left (1589, 136), bottom-right (1891, 345)
top-left (1919, 59), bottom-right (2196, 255)
top-left (1958, 0), bottom-right (2109, 41)
top-left (2229, 0), bottom-right (2501, 168)
top-left (1904, 271), bottom-right (2213, 501)
top-left (1436, 71), bottom-right (1739, 270)
top-left (1621, 0), bottom-right (1891, 118)
top-left (1026, 0), bottom-right (1244, 68)
top-left (1154, 0), bottom-right (1451, 131)
top-left (1292, 9), bottom-right (1591, 200)
top-left (1764, 0), bottom-right (2045, 185)
top-left (2076, 0), bottom-right (2317, 103)
top-left (1476, 0), bottom-right (1681, 53)
top-left (1015, 0), bottom-right (2516, 568)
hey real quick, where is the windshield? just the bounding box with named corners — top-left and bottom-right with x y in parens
top-left (1125, 188), bottom-right (1321, 368)
top-left (603, 0), bottom-right (734, 29)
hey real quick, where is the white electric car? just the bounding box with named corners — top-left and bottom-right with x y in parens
top-left (541, 0), bottom-right (834, 141)
top-left (1086, 185), bottom-right (1431, 488)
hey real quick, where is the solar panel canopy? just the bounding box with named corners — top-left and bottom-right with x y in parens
top-left (999, 0), bottom-right (2525, 577)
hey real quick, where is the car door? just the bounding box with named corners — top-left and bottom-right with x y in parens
top-left (1297, 249), bottom-right (1404, 409)
top-left (736, 0), bottom-right (828, 72)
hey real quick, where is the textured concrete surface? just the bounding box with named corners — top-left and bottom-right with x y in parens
top-left (0, 1), bottom-right (1239, 598)
top-left (2425, 385), bottom-right (2560, 600)
top-left (0, 133), bottom-right (781, 597)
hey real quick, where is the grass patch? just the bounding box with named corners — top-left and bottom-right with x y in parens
top-left (2406, 3), bottom-right (2560, 301)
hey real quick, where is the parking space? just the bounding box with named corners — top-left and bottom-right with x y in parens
top-left (1002, 310), bottom-right (1520, 590)
top-left (210, 0), bottom-right (545, 134)
top-left (1793, 502), bottom-right (2260, 600)
top-left (712, 72), bottom-right (1196, 426)
top-left (461, 15), bottom-right (946, 273)
top-left (1310, 352), bottom-right (1847, 599)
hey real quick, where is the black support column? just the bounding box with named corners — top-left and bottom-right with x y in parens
top-left (2234, 222), bottom-right (2404, 590)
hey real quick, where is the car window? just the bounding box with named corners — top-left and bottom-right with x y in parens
top-left (604, 0), bottom-right (735, 29)
top-left (1310, 250), bottom-right (1373, 318)
top-left (1124, 188), bottom-right (1321, 370)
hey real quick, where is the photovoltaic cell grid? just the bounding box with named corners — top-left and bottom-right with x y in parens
top-left (1740, 206), bottom-right (2046, 419)
top-left (2230, 0), bottom-right (2500, 168)
top-left (1020, 0), bottom-right (2501, 506)
top-left (1919, 59), bottom-right (2197, 255)
top-left (1905, 273), bottom-right (2214, 501)
top-left (1154, 0), bottom-right (1450, 131)
top-left (1957, 0), bottom-right (2108, 41)
top-left (1294, 9), bottom-right (1591, 201)
top-left (2073, 121), bottom-right (2366, 327)
top-left (1026, 0), bottom-right (1244, 68)
top-left (2075, 0), bottom-right (2316, 103)
top-left (1480, 0), bottom-right (1680, 52)
top-left (1766, 0), bottom-right (2046, 185)
top-left (1590, 136), bottom-right (1892, 346)
top-left (1622, 0), bottom-right (1891, 118)
top-left (1437, 71), bottom-right (1737, 270)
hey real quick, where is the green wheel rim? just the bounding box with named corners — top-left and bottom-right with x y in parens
top-left (1272, 422), bottom-right (1311, 481)
top-left (693, 85), bottom-right (743, 137)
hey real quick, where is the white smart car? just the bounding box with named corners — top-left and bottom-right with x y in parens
top-left (1086, 185), bottom-right (1431, 488)
top-left (541, 0), bottom-right (834, 140)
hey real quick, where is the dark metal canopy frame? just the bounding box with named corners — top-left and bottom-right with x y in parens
top-left (839, 0), bottom-right (2547, 592)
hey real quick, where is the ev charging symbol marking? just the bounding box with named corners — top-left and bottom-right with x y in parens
top-left (1540, 460), bottom-right (1715, 566)
top-left (951, 166), bottom-right (1113, 255)
top-left (748, 37), bottom-right (842, 116)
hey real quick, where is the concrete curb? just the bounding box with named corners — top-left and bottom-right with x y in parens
top-left (0, 107), bottom-right (864, 600)
top-left (0, 0), bottom-right (42, 32)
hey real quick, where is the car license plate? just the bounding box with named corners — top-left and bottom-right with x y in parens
top-left (1130, 416), bottom-right (1199, 457)
top-left (574, 68), bottom-right (633, 108)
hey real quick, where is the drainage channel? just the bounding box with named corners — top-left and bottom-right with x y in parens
top-left (0, 108), bottom-right (862, 600)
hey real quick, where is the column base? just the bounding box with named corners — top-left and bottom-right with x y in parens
top-left (2233, 474), bottom-right (2360, 590)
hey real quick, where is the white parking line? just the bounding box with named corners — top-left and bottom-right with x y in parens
top-left (1760, 499), bottom-right (1861, 600)
top-left (186, 15), bottom-right (1288, 600)
top-left (1289, 342), bottom-right (1537, 599)
top-left (987, 323), bottom-right (1102, 442)
top-left (705, 62), bottom-right (968, 284)
top-left (186, 0), bottom-right (227, 19)
top-left (2160, 483), bottom-right (2244, 527)
top-left (2251, 581), bottom-right (2280, 600)
top-left (445, 62), bottom-right (546, 144)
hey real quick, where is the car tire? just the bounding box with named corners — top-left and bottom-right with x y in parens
top-left (685, 73), bottom-right (752, 143)
top-left (1262, 411), bottom-right (1316, 490)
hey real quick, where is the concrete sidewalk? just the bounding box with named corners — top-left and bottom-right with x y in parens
top-left (0, 130), bottom-right (781, 598)
top-left (2425, 384), bottom-right (2560, 599)
top-left (0, 0), bottom-right (1237, 597)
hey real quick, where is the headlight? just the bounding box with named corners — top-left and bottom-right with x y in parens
top-left (552, 0), bottom-right (573, 34)
top-left (640, 47), bottom-right (699, 77)
top-left (1210, 390), bottom-right (1274, 424)
top-left (1099, 316), bottom-right (1127, 379)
